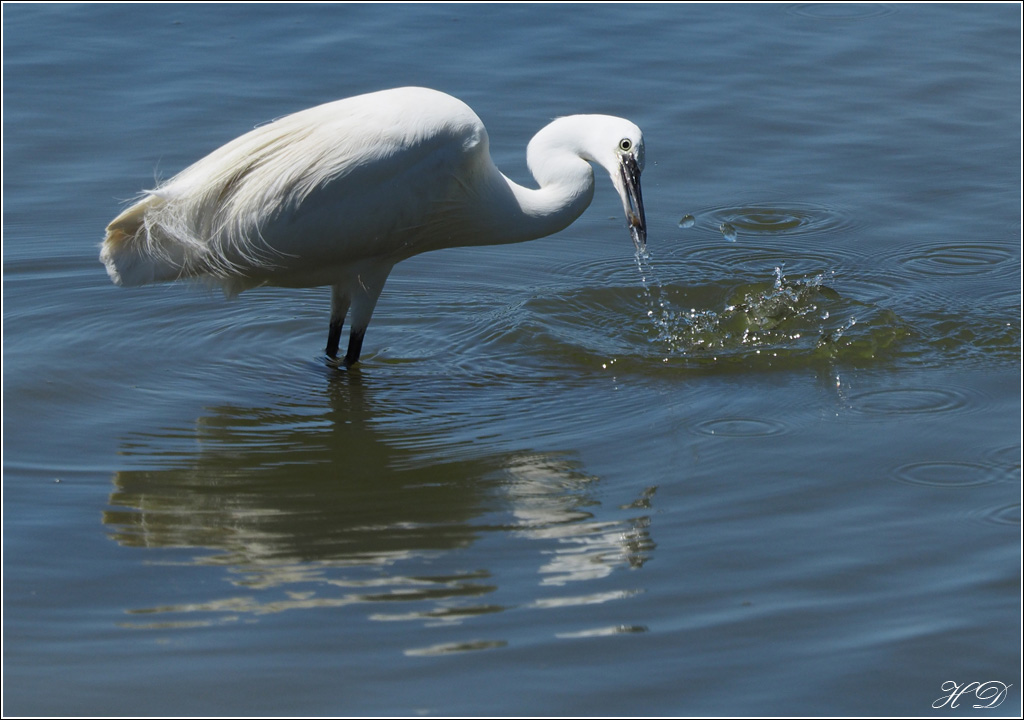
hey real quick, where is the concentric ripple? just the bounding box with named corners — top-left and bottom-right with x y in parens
top-left (680, 202), bottom-right (860, 241)
top-left (974, 503), bottom-right (1021, 527)
top-left (896, 242), bottom-right (1019, 278)
top-left (891, 461), bottom-right (999, 489)
top-left (984, 444), bottom-right (1022, 474)
top-left (681, 244), bottom-right (842, 279)
top-left (848, 387), bottom-right (973, 417)
top-left (788, 3), bottom-right (897, 20)
top-left (692, 417), bottom-right (788, 438)
top-left (674, 202), bottom-right (860, 277)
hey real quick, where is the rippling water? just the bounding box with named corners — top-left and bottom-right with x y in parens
top-left (4, 3), bottom-right (1021, 716)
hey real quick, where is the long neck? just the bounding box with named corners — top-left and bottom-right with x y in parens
top-left (461, 119), bottom-right (597, 247)
top-left (496, 168), bottom-right (594, 243)
top-left (514, 118), bottom-right (599, 241)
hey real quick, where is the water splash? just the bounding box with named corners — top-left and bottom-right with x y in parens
top-left (634, 248), bottom-right (681, 352)
top-left (631, 253), bottom-right (906, 369)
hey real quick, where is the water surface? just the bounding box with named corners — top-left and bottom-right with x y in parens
top-left (4, 4), bottom-right (1020, 716)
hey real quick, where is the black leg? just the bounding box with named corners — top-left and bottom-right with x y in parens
top-left (326, 284), bottom-right (350, 360)
top-left (326, 320), bottom-right (343, 359)
top-left (343, 328), bottom-right (366, 368)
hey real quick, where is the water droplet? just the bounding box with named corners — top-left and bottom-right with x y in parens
top-left (678, 214), bottom-right (695, 229)
top-left (720, 222), bottom-right (737, 242)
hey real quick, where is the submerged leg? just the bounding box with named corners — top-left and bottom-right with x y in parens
top-left (344, 328), bottom-right (366, 368)
top-left (326, 321), bottom-right (343, 359)
top-left (326, 285), bottom-right (350, 359)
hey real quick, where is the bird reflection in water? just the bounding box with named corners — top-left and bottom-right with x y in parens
top-left (103, 381), bottom-right (657, 643)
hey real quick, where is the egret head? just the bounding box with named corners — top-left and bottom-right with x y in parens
top-left (611, 130), bottom-right (647, 251)
top-left (526, 114), bottom-right (648, 251)
top-left (575, 116), bottom-right (647, 251)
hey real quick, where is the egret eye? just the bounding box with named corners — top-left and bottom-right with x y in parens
top-left (619, 138), bottom-right (633, 152)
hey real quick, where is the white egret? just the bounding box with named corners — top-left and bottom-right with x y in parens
top-left (101, 87), bottom-right (646, 367)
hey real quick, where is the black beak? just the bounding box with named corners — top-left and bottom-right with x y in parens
top-left (619, 154), bottom-right (647, 251)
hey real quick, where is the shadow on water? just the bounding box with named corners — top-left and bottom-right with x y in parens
top-left (101, 370), bottom-right (656, 647)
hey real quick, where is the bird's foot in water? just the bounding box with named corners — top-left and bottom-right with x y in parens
top-left (324, 353), bottom-right (361, 370)
top-left (324, 325), bottom-right (363, 369)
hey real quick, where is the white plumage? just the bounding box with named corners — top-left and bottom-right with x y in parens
top-left (101, 87), bottom-right (646, 366)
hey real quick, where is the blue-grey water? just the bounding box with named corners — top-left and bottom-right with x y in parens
top-left (3, 4), bottom-right (1020, 716)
